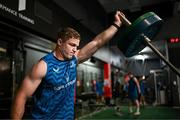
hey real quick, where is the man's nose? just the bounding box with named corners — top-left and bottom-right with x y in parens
top-left (73, 47), bottom-right (77, 52)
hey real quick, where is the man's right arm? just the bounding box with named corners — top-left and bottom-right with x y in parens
top-left (11, 60), bottom-right (47, 119)
top-left (76, 11), bottom-right (122, 63)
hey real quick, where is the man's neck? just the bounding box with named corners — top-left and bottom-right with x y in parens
top-left (53, 49), bottom-right (64, 60)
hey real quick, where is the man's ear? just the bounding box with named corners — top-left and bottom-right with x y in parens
top-left (57, 38), bottom-right (62, 45)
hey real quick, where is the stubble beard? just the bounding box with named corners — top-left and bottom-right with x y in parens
top-left (60, 49), bottom-right (72, 60)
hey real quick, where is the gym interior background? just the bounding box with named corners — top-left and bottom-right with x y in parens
top-left (0, 0), bottom-right (180, 119)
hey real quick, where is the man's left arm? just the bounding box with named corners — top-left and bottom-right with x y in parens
top-left (77, 11), bottom-right (122, 63)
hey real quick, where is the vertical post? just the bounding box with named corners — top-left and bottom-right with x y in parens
top-left (153, 72), bottom-right (158, 106)
top-left (18, 0), bottom-right (26, 11)
top-left (104, 63), bottom-right (112, 105)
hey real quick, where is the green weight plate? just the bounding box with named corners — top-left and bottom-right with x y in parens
top-left (118, 12), bottom-right (163, 57)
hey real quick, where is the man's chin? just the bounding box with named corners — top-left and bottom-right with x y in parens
top-left (65, 56), bottom-right (73, 60)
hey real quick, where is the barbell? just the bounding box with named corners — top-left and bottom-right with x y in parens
top-left (118, 12), bottom-right (180, 76)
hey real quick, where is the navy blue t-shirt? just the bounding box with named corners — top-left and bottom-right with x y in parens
top-left (31, 52), bottom-right (77, 119)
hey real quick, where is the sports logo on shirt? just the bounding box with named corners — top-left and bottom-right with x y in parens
top-left (53, 67), bottom-right (60, 73)
top-left (54, 79), bottom-right (76, 91)
top-left (70, 61), bottom-right (76, 68)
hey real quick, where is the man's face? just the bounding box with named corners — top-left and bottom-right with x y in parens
top-left (59, 38), bottom-right (80, 59)
top-left (124, 75), bottom-right (130, 83)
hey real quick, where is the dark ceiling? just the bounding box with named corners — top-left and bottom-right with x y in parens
top-left (53, 0), bottom-right (177, 34)
top-left (51, 0), bottom-right (180, 60)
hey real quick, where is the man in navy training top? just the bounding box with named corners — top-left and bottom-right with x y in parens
top-left (11, 11), bottom-right (123, 119)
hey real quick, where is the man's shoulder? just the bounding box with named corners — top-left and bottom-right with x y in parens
top-left (40, 52), bottom-right (53, 62)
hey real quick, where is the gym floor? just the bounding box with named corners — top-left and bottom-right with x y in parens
top-left (78, 105), bottom-right (180, 119)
